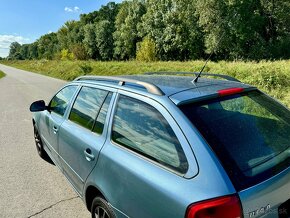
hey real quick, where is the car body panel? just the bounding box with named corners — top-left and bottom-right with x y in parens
top-left (239, 167), bottom-right (290, 218)
top-left (37, 84), bottom-right (80, 166)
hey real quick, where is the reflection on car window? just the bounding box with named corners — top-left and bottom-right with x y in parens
top-left (49, 85), bottom-right (77, 116)
top-left (112, 95), bottom-right (188, 174)
top-left (180, 91), bottom-right (290, 190)
top-left (69, 87), bottom-right (108, 130)
top-left (93, 93), bottom-right (112, 135)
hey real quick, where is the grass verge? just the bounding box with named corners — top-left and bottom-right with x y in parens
top-left (0, 59), bottom-right (289, 108)
top-left (0, 70), bottom-right (6, 79)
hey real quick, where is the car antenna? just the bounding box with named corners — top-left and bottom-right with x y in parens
top-left (193, 13), bottom-right (237, 83)
top-left (193, 51), bottom-right (214, 83)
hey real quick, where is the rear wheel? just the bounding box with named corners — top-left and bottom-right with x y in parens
top-left (91, 197), bottom-right (115, 218)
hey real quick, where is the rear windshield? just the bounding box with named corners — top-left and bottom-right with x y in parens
top-left (180, 90), bottom-right (290, 190)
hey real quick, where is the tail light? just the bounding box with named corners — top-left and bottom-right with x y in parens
top-left (186, 195), bottom-right (243, 218)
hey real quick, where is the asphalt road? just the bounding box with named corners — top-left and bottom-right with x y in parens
top-left (0, 64), bottom-right (90, 218)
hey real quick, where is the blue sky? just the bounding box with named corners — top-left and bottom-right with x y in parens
top-left (0, 0), bottom-right (122, 57)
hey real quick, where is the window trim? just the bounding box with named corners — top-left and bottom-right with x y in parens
top-left (108, 91), bottom-right (193, 177)
top-left (92, 92), bottom-right (113, 135)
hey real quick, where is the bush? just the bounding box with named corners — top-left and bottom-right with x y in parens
top-left (71, 44), bottom-right (88, 60)
top-left (79, 63), bottom-right (93, 75)
top-left (136, 37), bottom-right (157, 62)
top-left (60, 49), bottom-right (75, 60)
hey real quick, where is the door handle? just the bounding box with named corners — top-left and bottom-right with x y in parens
top-left (84, 148), bottom-right (95, 161)
top-left (53, 126), bottom-right (58, 134)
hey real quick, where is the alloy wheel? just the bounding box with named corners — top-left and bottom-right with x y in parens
top-left (95, 206), bottom-right (110, 218)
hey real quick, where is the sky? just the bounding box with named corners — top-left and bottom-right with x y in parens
top-left (0, 0), bottom-right (122, 57)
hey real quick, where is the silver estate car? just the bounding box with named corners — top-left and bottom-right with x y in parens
top-left (30, 74), bottom-right (290, 218)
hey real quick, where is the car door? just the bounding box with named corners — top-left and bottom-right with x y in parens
top-left (92, 91), bottom-right (198, 218)
top-left (39, 85), bottom-right (78, 166)
top-left (58, 85), bottom-right (115, 195)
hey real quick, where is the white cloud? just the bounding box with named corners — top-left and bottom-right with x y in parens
top-left (64, 6), bottom-right (81, 13)
top-left (0, 35), bottom-right (30, 57)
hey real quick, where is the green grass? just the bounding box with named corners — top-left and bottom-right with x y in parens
top-left (0, 70), bottom-right (5, 79)
top-left (0, 59), bottom-right (289, 108)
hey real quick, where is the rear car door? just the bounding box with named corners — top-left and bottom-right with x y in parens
top-left (93, 91), bottom-right (198, 217)
top-left (39, 85), bottom-right (78, 166)
top-left (58, 85), bottom-right (115, 195)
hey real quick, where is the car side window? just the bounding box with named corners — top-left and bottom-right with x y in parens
top-left (69, 86), bottom-right (108, 131)
top-left (112, 95), bottom-right (188, 174)
top-left (93, 93), bottom-right (113, 135)
top-left (49, 85), bottom-right (78, 116)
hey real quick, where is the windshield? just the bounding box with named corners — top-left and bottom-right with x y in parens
top-left (180, 90), bottom-right (290, 190)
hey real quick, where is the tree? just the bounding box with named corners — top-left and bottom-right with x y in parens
top-left (7, 0), bottom-right (289, 61)
top-left (80, 2), bottom-right (120, 24)
top-left (19, 44), bottom-right (29, 59)
top-left (261, 0), bottom-right (290, 59)
top-left (8, 42), bottom-right (22, 60)
top-left (114, 0), bottom-right (146, 60)
top-left (57, 20), bottom-right (84, 52)
top-left (83, 24), bottom-right (98, 59)
top-left (139, 0), bottom-right (204, 60)
top-left (27, 42), bottom-right (38, 59)
top-left (95, 20), bottom-right (114, 60)
top-left (195, 0), bottom-right (290, 59)
top-left (37, 33), bottom-right (58, 59)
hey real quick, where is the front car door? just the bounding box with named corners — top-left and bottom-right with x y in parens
top-left (58, 85), bottom-right (115, 195)
top-left (39, 85), bottom-right (78, 166)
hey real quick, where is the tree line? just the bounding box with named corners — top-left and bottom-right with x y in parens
top-left (8, 0), bottom-right (290, 61)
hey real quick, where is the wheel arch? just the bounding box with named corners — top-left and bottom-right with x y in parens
top-left (85, 185), bottom-right (106, 211)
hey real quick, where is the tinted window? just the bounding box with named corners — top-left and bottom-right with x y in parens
top-left (69, 87), bottom-right (108, 130)
top-left (112, 95), bottom-right (188, 174)
top-left (180, 91), bottom-right (290, 190)
top-left (49, 85), bottom-right (77, 116)
top-left (93, 93), bottom-right (112, 135)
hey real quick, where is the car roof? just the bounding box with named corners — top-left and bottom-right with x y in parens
top-left (73, 74), bottom-right (255, 105)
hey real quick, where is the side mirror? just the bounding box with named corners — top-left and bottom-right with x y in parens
top-left (30, 100), bottom-right (47, 112)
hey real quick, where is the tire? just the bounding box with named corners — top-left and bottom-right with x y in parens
top-left (91, 197), bottom-right (115, 218)
top-left (33, 125), bottom-right (53, 164)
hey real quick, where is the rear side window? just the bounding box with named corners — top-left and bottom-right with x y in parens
top-left (180, 91), bottom-right (290, 190)
top-left (112, 95), bottom-right (188, 174)
top-left (69, 87), bottom-right (108, 130)
top-left (49, 85), bottom-right (77, 116)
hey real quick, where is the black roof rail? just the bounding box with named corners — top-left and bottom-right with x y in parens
top-left (144, 72), bottom-right (240, 82)
top-left (74, 76), bottom-right (165, 96)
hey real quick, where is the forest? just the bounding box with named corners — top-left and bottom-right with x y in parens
top-left (7, 0), bottom-right (290, 61)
